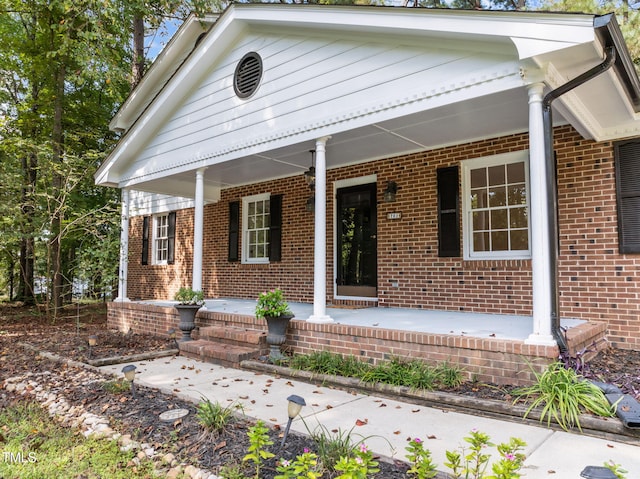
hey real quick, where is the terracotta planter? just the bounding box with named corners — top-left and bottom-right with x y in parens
top-left (175, 304), bottom-right (202, 341)
top-left (265, 314), bottom-right (293, 361)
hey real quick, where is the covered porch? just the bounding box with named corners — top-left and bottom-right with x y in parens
top-left (106, 299), bottom-right (607, 386)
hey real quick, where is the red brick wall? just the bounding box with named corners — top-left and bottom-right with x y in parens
top-left (124, 126), bottom-right (640, 349)
top-left (106, 302), bottom-right (607, 385)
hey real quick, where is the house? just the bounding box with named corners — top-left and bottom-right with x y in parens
top-left (96, 4), bottom-right (640, 384)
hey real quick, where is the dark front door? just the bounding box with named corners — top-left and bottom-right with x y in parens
top-left (336, 183), bottom-right (377, 297)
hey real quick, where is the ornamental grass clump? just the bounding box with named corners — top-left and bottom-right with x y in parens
top-left (512, 361), bottom-right (616, 431)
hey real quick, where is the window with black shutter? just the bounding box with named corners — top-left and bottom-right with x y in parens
top-left (269, 194), bottom-right (283, 262)
top-left (437, 166), bottom-right (460, 257)
top-left (167, 212), bottom-right (176, 265)
top-left (615, 139), bottom-right (640, 253)
top-left (141, 216), bottom-right (150, 265)
top-left (228, 201), bottom-right (240, 262)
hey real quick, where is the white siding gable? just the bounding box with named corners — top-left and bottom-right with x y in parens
top-left (121, 29), bottom-right (521, 184)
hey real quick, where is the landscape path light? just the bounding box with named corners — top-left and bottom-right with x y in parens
top-left (167, 328), bottom-right (178, 349)
top-left (280, 394), bottom-right (306, 448)
top-left (87, 335), bottom-right (97, 359)
top-left (121, 364), bottom-right (137, 398)
top-left (580, 466), bottom-right (618, 479)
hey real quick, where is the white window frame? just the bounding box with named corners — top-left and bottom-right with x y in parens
top-left (242, 193), bottom-right (271, 264)
top-left (152, 213), bottom-right (169, 265)
top-left (462, 150), bottom-right (531, 260)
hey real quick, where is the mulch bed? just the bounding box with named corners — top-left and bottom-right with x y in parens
top-left (1, 302), bottom-right (639, 478)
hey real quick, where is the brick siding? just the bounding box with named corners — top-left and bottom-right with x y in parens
top-left (123, 125), bottom-right (640, 350)
top-left (106, 302), bottom-right (607, 386)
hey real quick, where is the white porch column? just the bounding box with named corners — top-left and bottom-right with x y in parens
top-left (525, 83), bottom-right (556, 346)
top-left (308, 136), bottom-right (333, 323)
top-left (192, 167), bottom-right (206, 293)
top-left (115, 188), bottom-right (130, 302)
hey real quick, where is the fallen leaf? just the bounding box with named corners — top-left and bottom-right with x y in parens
top-left (286, 381), bottom-right (294, 387)
top-left (393, 430), bottom-right (401, 435)
top-left (221, 384), bottom-right (229, 388)
top-left (326, 405), bottom-right (333, 409)
top-left (607, 444), bottom-right (614, 448)
top-left (427, 435), bottom-right (436, 440)
top-left (274, 424), bottom-right (281, 431)
top-left (214, 441), bottom-right (226, 451)
top-left (269, 418), bottom-right (278, 422)
top-left (355, 418), bottom-right (368, 426)
top-left (239, 395), bottom-right (249, 400)
top-left (332, 429), bottom-right (339, 433)
top-left (412, 409), bottom-right (420, 413)
top-left (379, 403), bottom-right (387, 408)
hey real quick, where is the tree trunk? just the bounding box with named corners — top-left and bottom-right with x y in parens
top-left (131, 14), bottom-right (145, 89)
top-left (50, 61), bottom-right (66, 314)
top-left (19, 149), bottom-right (37, 305)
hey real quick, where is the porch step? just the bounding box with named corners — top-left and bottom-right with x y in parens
top-left (198, 325), bottom-right (266, 347)
top-left (179, 339), bottom-right (263, 368)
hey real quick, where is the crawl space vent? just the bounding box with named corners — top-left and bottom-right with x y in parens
top-left (234, 52), bottom-right (263, 99)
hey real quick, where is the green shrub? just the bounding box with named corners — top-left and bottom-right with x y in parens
top-left (512, 361), bottom-right (616, 431)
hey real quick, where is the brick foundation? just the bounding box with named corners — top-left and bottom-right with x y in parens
top-left (107, 301), bottom-right (607, 386)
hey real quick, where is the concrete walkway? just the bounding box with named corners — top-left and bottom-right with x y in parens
top-left (100, 355), bottom-right (640, 478)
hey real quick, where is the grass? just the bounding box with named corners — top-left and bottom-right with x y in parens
top-left (196, 397), bottom-right (242, 438)
top-left (289, 351), bottom-right (465, 391)
top-left (0, 400), bottom-right (157, 479)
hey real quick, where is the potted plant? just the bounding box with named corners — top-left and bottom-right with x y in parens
top-left (174, 287), bottom-right (204, 341)
top-left (255, 289), bottom-right (294, 361)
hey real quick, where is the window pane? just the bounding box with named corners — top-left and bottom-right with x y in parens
top-left (473, 231), bottom-right (490, 251)
top-left (264, 201), bottom-right (270, 214)
top-left (248, 203), bottom-right (255, 215)
top-left (488, 165), bottom-right (505, 186)
top-left (249, 245), bottom-right (256, 257)
top-left (256, 201), bottom-right (263, 214)
top-left (249, 230), bottom-right (256, 245)
top-left (248, 216), bottom-right (255, 229)
top-left (254, 215), bottom-right (263, 229)
top-left (511, 230), bottom-right (529, 250)
top-left (491, 230), bottom-right (509, 251)
top-left (508, 184), bottom-right (527, 205)
top-left (491, 209), bottom-right (508, 229)
top-left (471, 189), bottom-right (488, 209)
top-left (510, 207), bottom-right (528, 228)
top-left (489, 186), bottom-right (506, 207)
top-left (470, 168), bottom-right (486, 188)
top-left (473, 211), bottom-right (489, 230)
top-left (507, 162), bottom-right (525, 183)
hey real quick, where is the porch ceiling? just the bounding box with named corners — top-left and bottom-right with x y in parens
top-left (134, 87), bottom-right (533, 199)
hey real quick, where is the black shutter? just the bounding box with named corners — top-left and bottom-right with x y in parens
top-left (437, 166), bottom-right (460, 257)
top-left (228, 201), bottom-right (240, 262)
top-left (141, 216), bottom-right (149, 265)
top-left (269, 194), bottom-right (283, 262)
top-left (167, 212), bottom-right (176, 264)
top-left (615, 140), bottom-right (640, 253)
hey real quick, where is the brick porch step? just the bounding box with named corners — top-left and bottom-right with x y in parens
top-left (198, 326), bottom-right (266, 346)
top-left (179, 339), bottom-right (263, 368)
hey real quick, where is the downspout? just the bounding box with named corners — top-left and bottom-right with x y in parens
top-left (542, 41), bottom-right (616, 353)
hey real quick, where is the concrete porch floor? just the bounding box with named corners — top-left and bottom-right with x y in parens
top-left (144, 298), bottom-right (586, 341)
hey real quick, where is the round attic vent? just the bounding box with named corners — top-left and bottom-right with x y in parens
top-left (234, 52), bottom-right (263, 99)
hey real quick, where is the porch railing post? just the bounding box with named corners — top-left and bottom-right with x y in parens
top-left (192, 167), bottom-right (206, 294)
top-left (308, 136), bottom-right (334, 323)
top-left (115, 187), bottom-right (130, 302)
top-left (525, 83), bottom-right (556, 346)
